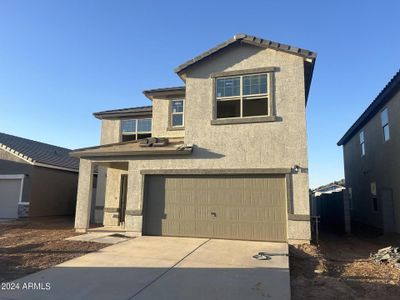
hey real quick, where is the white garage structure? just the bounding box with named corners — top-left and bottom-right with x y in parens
top-left (0, 174), bottom-right (25, 219)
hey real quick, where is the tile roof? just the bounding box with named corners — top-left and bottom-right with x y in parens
top-left (337, 69), bottom-right (400, 146)
top-left (93, 105), bottom-right (152, 119)
top-left (0, 132), bottom-right (79, 171)
top-left (174, 33), bottom-right (317, 74)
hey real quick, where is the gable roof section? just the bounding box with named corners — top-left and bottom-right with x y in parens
top-left (175, 33), bottom-right (316, 74)
top-left (0, 132), bottom-right (79, 172)
top-left (174, 33), bottom-right (317, 103)
top-left (337, 69), bottom-right (400, 146)
top-left (93, 105), bottom-right (152, 119)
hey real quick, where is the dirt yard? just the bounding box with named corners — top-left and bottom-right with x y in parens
top-left (0, 217), bottom-right (106, 283)
top-left (290, 230), bottom-right (400, 300)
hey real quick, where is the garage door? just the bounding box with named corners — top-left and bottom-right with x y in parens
top-left (143, 175), bottom-right (287, 242)
top-left (0, 178), bottom-right (22, 218)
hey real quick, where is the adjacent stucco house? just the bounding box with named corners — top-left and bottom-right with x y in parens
top-left (0, 132), bottom-right (80, 218)
top-left (338, 69), bottom-right (400, 233)
top-left (71, 34), bottom-right (317, 244)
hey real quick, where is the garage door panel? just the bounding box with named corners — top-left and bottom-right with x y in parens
top-left (0, 179), bottom-right (22, 219)
top-left (144, 175), bottom-right (287, 242)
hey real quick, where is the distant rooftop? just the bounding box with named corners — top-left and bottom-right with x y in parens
top-left (0, 132), bottom-right (79, 171)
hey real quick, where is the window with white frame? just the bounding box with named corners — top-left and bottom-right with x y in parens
top-left (121, 118), bottom-right (152, 142)
top-left (381, 107), bottom-right (390, 142)
top-left (359, 130), bottom-right (365, 157)
top-left (171, 99), bottom-right (184, 127)
top-left (216, 73), bottom-right (269, 119)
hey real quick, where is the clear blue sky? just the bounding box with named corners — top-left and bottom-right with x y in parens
top-left (0, 0), bottom-right (399, 188)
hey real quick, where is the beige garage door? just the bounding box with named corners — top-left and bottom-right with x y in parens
top-left (143, 175), bottom-right (287, 242)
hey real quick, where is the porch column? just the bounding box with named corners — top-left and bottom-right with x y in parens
top-left (125, 161), bottom-right (144, 235)
top-left (74, 159), bottom-right (94, 233)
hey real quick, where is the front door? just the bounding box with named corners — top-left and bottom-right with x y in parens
top-left (119, 175), bottom-right (128, 226)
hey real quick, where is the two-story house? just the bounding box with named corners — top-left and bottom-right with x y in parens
top-left (338, 69), bottom-right (400, 234)
top-left (71, 34), bottom-right (317, 244)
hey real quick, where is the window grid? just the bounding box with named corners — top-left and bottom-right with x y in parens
top-left (121, 118), bottom-right (152, 141)
top-left (216, 73), bottom-right (269, 119)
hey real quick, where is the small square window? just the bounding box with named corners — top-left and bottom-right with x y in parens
top-left (172, 114), bottom-right (183, 127)
top-left (122, 134), bottom-right (136, 142)
top-left (383, 124), bottom-right (390, 142)
top-left (122, 120), bottom-right (136, 133)
top-left (172, 100), bottom-right (183, 113)
top-left (381, 108), bottom-right (389, 127)
top-left (216, 100), bottom-right (240, 118)
top-left (243, 74), bottom-right (268, 95)
top-left (138, 119), bottom-right (152, 132)
top-left (216, 77), bottom-right (240, 97)
top-left (243, 98), bottom-right (268, 117)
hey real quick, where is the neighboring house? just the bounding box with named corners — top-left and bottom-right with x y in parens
top-left (338, 69), bottom-right (400, 233)
top-left (0, 132), bottom-right (79, 218)
top-left (312, 180), bottom-right (345, 197)
top-left (71, 33), bottom-right (317, 244)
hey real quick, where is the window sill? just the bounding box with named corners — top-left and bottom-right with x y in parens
top-left (167, 126), bottom-right (185, 131)
top-left (210, 115), bottom-right (280, 125)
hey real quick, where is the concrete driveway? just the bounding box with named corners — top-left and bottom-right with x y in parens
top-left (0, 236), bottom-right (290, 300)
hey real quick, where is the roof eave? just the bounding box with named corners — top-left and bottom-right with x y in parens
top-left (143, 87), bottom-right (185, 101)
top-left (70, 148), bottom-right (193, 159)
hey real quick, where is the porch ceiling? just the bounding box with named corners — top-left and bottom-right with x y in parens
top-left (70, 138), bottom-right (193, 159)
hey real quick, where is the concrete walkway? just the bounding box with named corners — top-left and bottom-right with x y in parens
top-left (0, 237), bottom-right (290, 300)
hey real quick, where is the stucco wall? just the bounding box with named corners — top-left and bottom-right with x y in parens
top-left (343, 89), bottom-right (400, 232)
top-left (151, 98), bottom-right (185, 138)
top-left (29, 166), bottom-right (78, 217)
top-left (121, 43), bottom-right (310, 241)
top-left (101, 119), bottom-right (121, 144)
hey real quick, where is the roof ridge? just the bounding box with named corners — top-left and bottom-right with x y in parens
top-left (174, 33), bottom-right (317, 74)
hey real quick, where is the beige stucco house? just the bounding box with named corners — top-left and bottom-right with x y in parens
top-left (338, 69), bottom-right (400, 233)
top-left (71, 34), bottom-right (317, 244)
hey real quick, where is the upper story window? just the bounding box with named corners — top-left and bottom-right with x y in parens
top-left (381, 108), bottom-right (390, 142)
top-left (359, 130), bottom-right (365, 157)
top-left (121, 118), bottom-right (152, 142)
top-left (171, 99), bottom-right (184, 127)
top-left (216, 73), bottom-right (268, 119)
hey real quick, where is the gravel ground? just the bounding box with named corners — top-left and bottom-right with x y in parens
top-left (290, 231), bottom-right (400, 300)
top-left (0, 217), bottom-right (107, 283)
